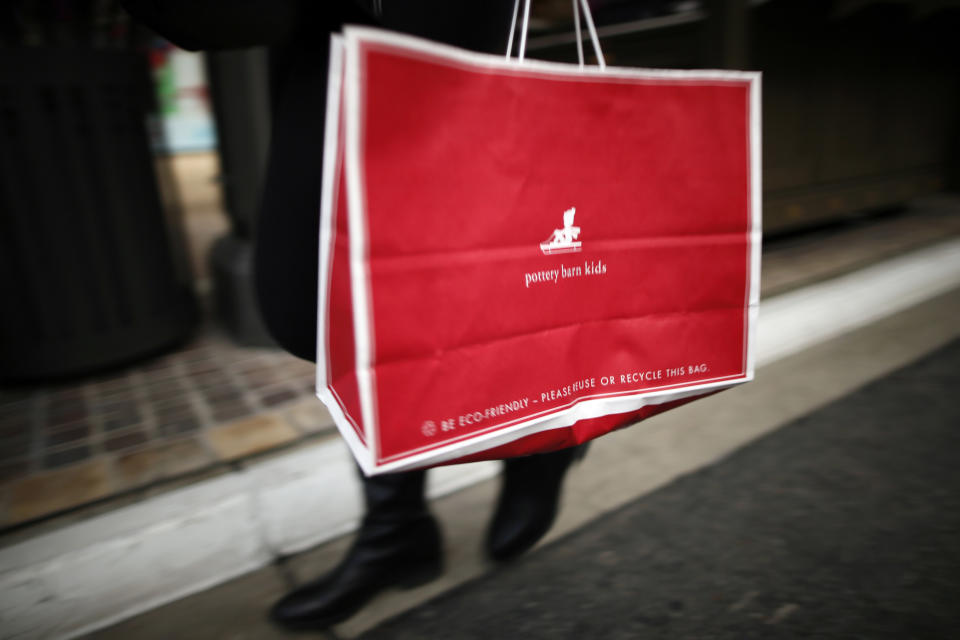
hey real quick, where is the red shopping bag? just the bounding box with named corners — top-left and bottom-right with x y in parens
top-left (317, 21), bottom-right (761, 475)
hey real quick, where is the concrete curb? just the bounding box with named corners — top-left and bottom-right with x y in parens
top-left (2, 238), bottom-right (959, 640)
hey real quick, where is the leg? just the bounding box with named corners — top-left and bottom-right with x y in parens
top-left (485, 444), bottom-right (588, 561)
top-left (271, 468), bottom-right (442, 629)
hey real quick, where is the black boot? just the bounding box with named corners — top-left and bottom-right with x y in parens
top-left (270, 469), bottom-right (442, 630)
top-left (485, 444), bottom-right (587, 562)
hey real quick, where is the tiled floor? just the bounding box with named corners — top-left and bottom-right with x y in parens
top-left (1, 193), bottom-right (957, 532)
top-left (0, 151), bottom-right (334, 531)
top-left (0, 330), bottom-right (333, 529)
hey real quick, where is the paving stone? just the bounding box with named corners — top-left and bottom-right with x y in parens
top-left (103, 430), bottom-right (149, 453)
top-left (0, 459), bottom-right (30, 485)
top-left (287, 361), bottom-right (316, 377)
top-left (97, 377), bottom-right (133, 394)
top-left (48, 388), bottom-right (85, 403)
top-left (283, 398), bottom-right (336, 435)
top-left (157, 416), bottom-right (202, 437)
top-left (260, 388), bottom-right (299, 408)
top-left (94, 393), bottom-right (136, 410)
top-left (0, 436), bottom-right (31, 461)
top-left (236, 363), bottom-right (267, 377)
top-left (93, 387), bottom-right (135, 404)
top-left (0, 421), bottom-right (29, 439)
top-left (0, 416), bottom-right (28, 440)
top-left (46, 400), bottom-right (88, 426)
top-left (47, 394), bottom-right (85, 408)
top-left (0, 418), bottom-right (30, 437)
top-left (201, 386), bottom-right (242, 400)
top-left (153, 403), bottom-right (196, 423)
top-left (192, 372), bottom-right (232, 389)
top-left (206, 390), bottom-right (244, 407)
top-left (6, 458), bottom-right (112, 524)
top-left (46, 411), bottom-right (87, 427)
top-left (155, 438), bottom-right (216, 477)
top-left (44, 444), bottom-right (94, 470)
top-left (207, 393), bottom-right (248, 409)
top-left (140, 376), bottom-right (184, 393)
top-left (186, 361), bottom-right (220, 375)
top-left (144, 372), bottom-right (184, 388)
top-left (152, 395), bottom-right (194, 409)
top-left (0, 401), bottom-right (32, 421)
top-left (246, 374), bottom-right (280, 389)
top-left (205, 414), bottom-right (300, 460)
top-left (146, 388), bottom-right (187, 404)
top-left (43, 423), bottom-right (92, 447)
top-left (211, 404), bottom-right (253, 424)
top-left (294, 371), bottom-right (315, 385)
top-left (102, 410), bottom-right (143, 432)
top-left (92, 398), bottom-right (138, 414)
top-left (113, 437), bottom-right (214, 489)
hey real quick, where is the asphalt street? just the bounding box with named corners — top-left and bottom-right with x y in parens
top-left (361, 339), bottom-right (960, 639)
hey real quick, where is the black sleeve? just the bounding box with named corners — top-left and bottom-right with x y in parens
top-left (122, 0), bottom-right (514, 53)
top-left (376, 0), bottom-right (516, 53)
top-left (120, 0), bottom-right (348, 50)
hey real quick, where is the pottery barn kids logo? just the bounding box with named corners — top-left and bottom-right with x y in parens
top-left (525, 206), bottom-right (607, 288)
top-left (540, 207), bottom-right (582, 255)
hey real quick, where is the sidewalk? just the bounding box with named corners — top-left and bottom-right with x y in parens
top-left (79, 284), bottom-right (960, 640)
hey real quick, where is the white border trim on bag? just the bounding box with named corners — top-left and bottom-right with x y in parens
top-left (745, 73), bottom-right (763, 380)
top-left (373, 376), bottom-right (739, 474)
top-left (344, 30), bottom-right (381, 470)
top-left (346, 25), bottom-right (759, 84)
top-left (331, 26), bottom-right (762, 473)
top-left (315, 35), bottom-right (374, 473)
top-left (316, 35), bottom-right (343, 393)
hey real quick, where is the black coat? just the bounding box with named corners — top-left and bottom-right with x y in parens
top-left (122, 0), bottom-right (516, 360)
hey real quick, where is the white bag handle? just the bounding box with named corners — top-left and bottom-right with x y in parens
top-left (506, 0), bottom-right (606, 70)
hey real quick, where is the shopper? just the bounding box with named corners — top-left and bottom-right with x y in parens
top-left (122, 0), bottom-right (585, 629)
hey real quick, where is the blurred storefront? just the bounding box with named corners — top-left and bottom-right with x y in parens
top-left (147, 43), bottom-right (217, 154)
top-left (530, 0), bottom-right (960, 233)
